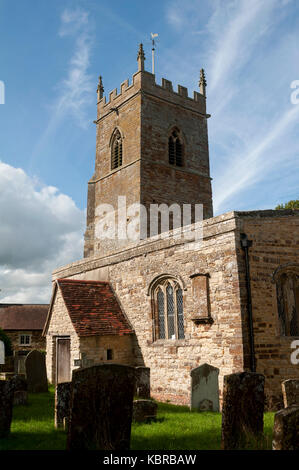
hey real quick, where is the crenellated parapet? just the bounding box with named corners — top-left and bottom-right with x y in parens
top-left (96, 44), bottom-right (208, 120)
top-left (97, 72), bottom-right (141, 108)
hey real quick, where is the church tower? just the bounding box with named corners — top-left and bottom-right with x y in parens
top-left (84, 44), bottom-right (213, 258)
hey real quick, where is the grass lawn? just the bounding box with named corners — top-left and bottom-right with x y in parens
top-left (0, 387), bottom-right (275, 450)
top-left (0, 386), bottom-right (66, 450)
top-left (131, 402), bottom-right (274, 450)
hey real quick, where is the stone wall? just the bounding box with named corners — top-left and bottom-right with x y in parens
top-left (140, 74), bottom-right (213, 222)
top-left (53, 210), bottom-right (299, 408)
top-left (84, 68), bottom-right (213, 258)
top-left (5, 330), bottom-right (45, 354)
top-left (53, 212), bottom-right (244, 405)
top-left (236, 210), bottom-right (299, 409)
top-left (45, 287), bottom-right (139, 384)
top-left (80, 334), bottom-right (137, 366)
top-left (45, 287), bottom-right (80, 384)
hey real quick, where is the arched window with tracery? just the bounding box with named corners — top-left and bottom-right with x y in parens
top-left (274, 265), bottom-right (299, 336)
top-left (111, 129), bottom-right (123, 170)
top-left (153, 278), bottom-right (185, 340)
top-left (168, 129), bottom-right (183, 167)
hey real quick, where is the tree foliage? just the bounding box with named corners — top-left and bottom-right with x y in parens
top-left (0, 327), bottom-right (13, 356)
top-left (275, 200), bottom-right (299, 210)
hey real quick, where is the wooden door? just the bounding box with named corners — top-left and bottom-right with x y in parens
top-left (56, 337), bottom-right (71, 384)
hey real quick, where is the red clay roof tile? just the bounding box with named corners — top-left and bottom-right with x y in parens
top-left (57, 279), bottom-right (133, 337)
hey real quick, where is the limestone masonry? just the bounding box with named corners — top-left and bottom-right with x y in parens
top-left (44, 45), bottom-right (299, 410)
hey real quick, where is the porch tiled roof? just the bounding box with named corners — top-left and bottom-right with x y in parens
top-left (57, 279), bottom-right (133, 337)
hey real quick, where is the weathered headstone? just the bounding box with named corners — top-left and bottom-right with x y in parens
top-left (14, 351), bottom-right (27, 374)
top-left (0, 340), bottom-right (5, 365)
top-left (190, 363), bottom-right (219, 412)
top-left (55, 381), bottom-right (72, 429)
top-left (135, 366), bottom-right (150, 399)
top-left (10, 374), bottom-right (28, 406)
top-left (25, 350), bottom-right (48, 393)
top-left (197, 398), bottom-right (213, 411)
top-left (0, 380), bottom-right (14, 437)
top-left (272, 405), bottom-right (299, 450)
top-left (282, 379), bottom-right (299, 408)
top-left (133, 399), bottom-right (157, 422)
top-left (10, 374), bottom-right (27, 392)
top-left (13, 390), bottom-right (28, 406)
top-left (67, 364), bottom-right (136, 450)
top-left (221, 371), bottom-right (265, 450)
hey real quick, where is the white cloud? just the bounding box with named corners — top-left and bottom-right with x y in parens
top-left (30, 8), bottom-right (94, 165)
top-left (59, 8), bottom-right (89, 37)
top-left (213, 104), bottom-right (299, 212)
top-left (207, 0), bottom-right (266, 92)
top-left (0, 161), bottom-right (85, 303)
top-left (57, 9), bottom-right (94, 128)
top-left (165, 0), bottom-right (211, 32)
top-left (164, 0), bottom-right (299, 214)
top-left (166, 9), bottom-right (184, 30)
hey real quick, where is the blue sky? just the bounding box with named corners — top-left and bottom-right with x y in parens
top-left (0, 0), bottom-right (298, 302)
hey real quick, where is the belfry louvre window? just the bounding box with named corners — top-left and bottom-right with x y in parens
top-left (111, 130), bottom-right (123, 170)
top-left (154, 279), bottom-right (184, 340)
top-left (168, 129), bottom-right (183, 167)
top-left (275, 267), bottom-right (299, 336)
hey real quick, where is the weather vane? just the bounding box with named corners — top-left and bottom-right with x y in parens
top-left (151, 33), bottom-right (158, 75)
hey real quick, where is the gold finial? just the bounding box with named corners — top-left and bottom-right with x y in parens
top-left (199, 69), bottom-right (207, 97)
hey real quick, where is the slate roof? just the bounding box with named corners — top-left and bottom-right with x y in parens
top-left (46, 278), bottom-right (133, 337)
top-left (0, 304), bottom-right (49, 330)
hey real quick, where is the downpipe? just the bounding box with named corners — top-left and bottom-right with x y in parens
top-left (240, 233), bottom-right (256, 373)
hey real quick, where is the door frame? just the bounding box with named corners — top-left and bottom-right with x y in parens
top-left (55, 336), bottom-right (71, 385)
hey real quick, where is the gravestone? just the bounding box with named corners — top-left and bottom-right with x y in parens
top-left (0, 380), bottom-right (14, 437)
top-left (10, 374), bottom-right (27, 392)
top-left (282, 379), bottom-right (299, 408)
top-left (67, 364), bottom-right (136, 450)
top-left (13, 390), bottom-right (28, 406)
top-left (190, 363), bottom-right (219, 412)
top-left (135, 367), bottom-right (150, 399)
top-left (197, 398), bottom-right (213, 411)
top-left (0, 340), bottom-right (5, 365)
top-left (55, 381), bottom-right (72, 429)
top-left (272, 405), bottom-right (299, 450)
top-left (221, 371), bottom-right (265, 450)
top-left (10, 374), bottom-right (28, 406)
top-left (133, 399), bottom-right (157, 422)
top-left (25, 350), bottom-right (48, 393)
top-left (14, 351), bottom-right (28, 374)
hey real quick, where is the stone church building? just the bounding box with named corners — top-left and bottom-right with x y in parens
top-left (43, 45), bottom-right (299, 409)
